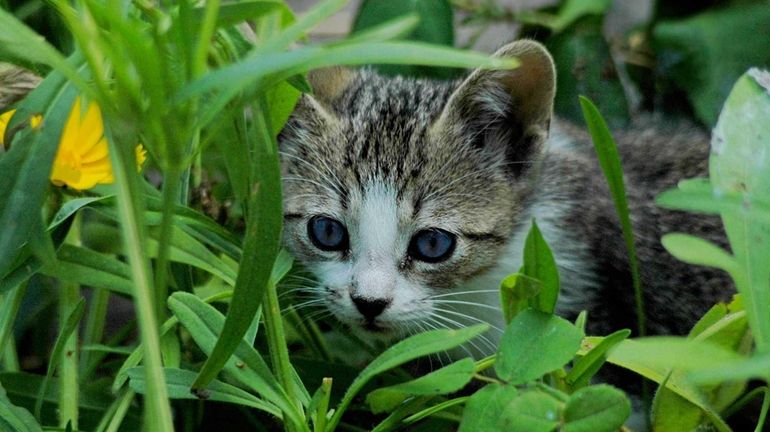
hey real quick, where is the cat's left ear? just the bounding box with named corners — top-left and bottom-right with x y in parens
top-left (434, 40), bottom-right (555, 177)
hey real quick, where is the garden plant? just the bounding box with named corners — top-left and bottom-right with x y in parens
top-left (0, 0), bottom-right (769, 431)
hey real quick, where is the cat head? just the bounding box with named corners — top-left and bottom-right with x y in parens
top-left (279, 40), bottom-right (555, 341)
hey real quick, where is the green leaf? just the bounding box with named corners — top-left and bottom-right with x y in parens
top-left (35, 297), bottom-right (86, 419)
top-left (351, 0), bottom-right (456, 78)
top-left (127, 367), bottom-right (281, 418)
top-left (566, 329), bottom-right (631, 389)
top-left (498, 390), bottom-right (561, 432)
top-left (365, 358), bottom-right (475, 414)
top-left (579, 96), bottom-right (644, 335)
top-left (495, 309), bottom-right (583, 384)
top-left (327, 325), bottom-right (488, 431)
top-left (0, 8), bottom-right (80, 81)
top-left (709, 69), bottom-right (770, 353)
top-left (522, 220), bottom-right (560, 314)
top-left (39, 245), bottom-right (133, 296)
top-left (549, 0), bottom-right (611, 32)
top-left (265, 79), bottom-right (300, 136)
top-left (661, 233), bottom-right (737, 274)
top-left (190, 97), bottom-right (284, 399)
top-left (0, 63), bottom-right (79, 276)
top-left (499, 273), bottom-right (540, 323)
top-left (0, 382), bottom-right (42, 432)
top-left (191, 0), bottom-right (285, 28)
top-left (653, 5), bottom-right (770, 126)
top-left (562, 385), bottom-right (630, 432)
top-left (458, 383), bottom-right (519, 432)
top-left (167, 292), bottom-right (304, 425)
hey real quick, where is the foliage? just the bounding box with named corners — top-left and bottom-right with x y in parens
top-left (0, 0), bottom-right (769, 431)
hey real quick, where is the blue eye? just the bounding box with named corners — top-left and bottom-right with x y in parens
top-left (409, 229), bottom-right (456, 263)
top-left (308, 216), bottom-right (348, 252)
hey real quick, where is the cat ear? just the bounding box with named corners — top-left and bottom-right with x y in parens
top-left (435, 40), bottom-right (556, 177)
top-left (286, 66), bottom-right (356, 131)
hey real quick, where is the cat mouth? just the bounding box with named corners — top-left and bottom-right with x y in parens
top-left (362, 321), bottom-right (389, 333)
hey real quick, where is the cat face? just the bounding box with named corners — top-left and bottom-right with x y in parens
top-left (279, 41), bottom-right (555, 342)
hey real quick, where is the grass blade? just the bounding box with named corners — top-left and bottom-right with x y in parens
top-left (579, 95), bottom-right (645, 337)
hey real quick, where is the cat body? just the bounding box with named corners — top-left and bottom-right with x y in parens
top-left (279, 41), bottom-right (732, 352)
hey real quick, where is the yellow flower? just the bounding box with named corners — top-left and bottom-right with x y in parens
top-left (0, 110), bottom-right (42, 146)
top-left (1, 98), bottom-right (146, 190)
top-left (49, 97), bottom-right (146, 190)
top-left (0, 110), bottom-right (13, 147)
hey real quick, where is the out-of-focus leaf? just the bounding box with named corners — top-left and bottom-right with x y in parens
top-left (547, 22), bottom-right (628, 126)
top-left (0, 382), bottom-right (42, 432)
top-left (654, 5), bottom-right (770, 126)
top-left (499, 390), bottom-right (561, 432)
top-left (351, 0), bottom-right (456, 78)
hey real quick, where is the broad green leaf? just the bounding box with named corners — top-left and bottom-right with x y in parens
top-left (654, 6), bottom-right (770, 126)
top-left (709, 69), bottom-right (770, 352)
top-left (657, 181), bottom-right (770, 223)
top-left (580, 96), bottom-right (644, 335)
top-left (562, 385), bottom-right (629, 432)
top-left (327, 325), bottom-right (488, 431)
top-left (351, 0), bottom-right (456, 78)
top-left (458, 383), bottom-right (519, 432)
top-left (566, 329), bottom-right (630, 389)
top-left (596, 337), bottom-right (736, 432)
top-left (522, 220), bottom-right (560, 314)
top-left (35, 297), bottom-right (86, 419)
top-left (0, 382), bottom-right (42, 432)
top-left (498, 390), bottom-right (561, 432)
top-left (365, 358), bottom-right (475, 414)
top-left (495, 309), bottom-right (583, 384)
top-left (167, 292), bottom-right (305, 425)
top-left (127, 367), bottom-right (281, 418)
top-left (661, 233), bottom-right (737, 274)
top-left (499, 273), bottom-right (540, 323)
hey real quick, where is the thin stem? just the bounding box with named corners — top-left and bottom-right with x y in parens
top-left (59, 214), bottom-right (82, 429)
top-left (80, 289), bottom-right (110, 378)
top-left (2, 338), bottom-right (19, 372)
top-left (0, 283), bottom-right (27, 371)
top-left (106, 126), bottom-right (174, 432)
top-left (755, 387), bottom-right (770, 432)
top-left (154, 164), bottom-right (182, 320)
top-left (192, 0), bottom-right (220, 78)
top-left (263, 281), bottom-right (303, 432)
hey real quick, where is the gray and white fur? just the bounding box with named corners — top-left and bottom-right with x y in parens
top-left (279, 40), bottom-right (732, 353)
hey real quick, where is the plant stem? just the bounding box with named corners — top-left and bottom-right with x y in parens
top-left (0, 282), bottom-right (27, 371)
top-left (154, 164), bottom-right (181, 320)
top-left (107, 126), bottom-right (174, 432)
top-left (59, 214), bottom-right (81, 429)
top-left (81, 288), bottom-right (110, 378)
top-left (263, 280), bottom-right (303, 432)
top-left (755, 387), bottom-right (770, 432)
top-left (2, 338), bottom-right (19, 372)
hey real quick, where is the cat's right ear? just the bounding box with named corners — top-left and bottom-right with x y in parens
top-left (434, 40), bottom-right (556, 177)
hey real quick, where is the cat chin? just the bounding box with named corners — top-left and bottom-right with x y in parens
top-left (346, 321), bottom-right (401, 343)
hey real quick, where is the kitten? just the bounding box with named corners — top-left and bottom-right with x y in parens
top-left (279, 40), bottom-right (733, 353)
